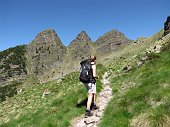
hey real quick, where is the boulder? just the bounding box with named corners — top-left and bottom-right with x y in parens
top-left (164, 16), bottom-right (170, 36)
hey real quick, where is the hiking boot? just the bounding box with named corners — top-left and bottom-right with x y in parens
top-left (85, 111), bottom-right (93, 118)
top-left (92, 105), bottom-right (99, 110)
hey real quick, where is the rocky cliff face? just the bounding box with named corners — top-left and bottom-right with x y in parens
top-left (27, 29), bottom-right (67, 79)
top-left (164, 16), bottom-right (170, 36)
top-left (69, 31), bottom-right (93, 60)
top-left (95, 30), bottom-right (131, 55)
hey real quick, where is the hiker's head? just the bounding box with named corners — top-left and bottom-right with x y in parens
top-left (90, 55), bottom-right (96, 62)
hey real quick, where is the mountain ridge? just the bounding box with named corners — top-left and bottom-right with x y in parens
top-left (0, 28), bottom-right (133, 85)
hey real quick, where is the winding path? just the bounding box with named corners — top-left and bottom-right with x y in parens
top-left (71, 72), bottom-right (113, 127)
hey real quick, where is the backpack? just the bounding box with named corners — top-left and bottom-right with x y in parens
top-left (79, 59), bottom-right (92, 83)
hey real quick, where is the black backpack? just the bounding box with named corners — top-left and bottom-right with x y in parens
top-left (79, 59), bottom-right (93, 83)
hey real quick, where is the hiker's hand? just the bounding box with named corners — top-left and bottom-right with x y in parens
top-left (95, 76), bottom-right (99, 79)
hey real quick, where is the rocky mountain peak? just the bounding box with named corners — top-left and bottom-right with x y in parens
top-left (68, 31), bottom-right (92, 60)
top-left (95, 29), bottom-right (131, 55)
top-left (27, 29), bottom-right (66, 79)
top-left (34, 29), bottom-right (63, 45)
top-left (78, 30), bottom-right (92, 41)
top-left (70, 31), bottom-right (92, 45)
top-left (95, 29), bottom-right (125, 45)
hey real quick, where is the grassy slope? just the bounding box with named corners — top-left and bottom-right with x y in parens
top-left (0, 64), bottom-right (106, 127)
top-left (0, 45), bottom-right (27, 103)
top-left (99, 44), bottom-right (170, 126)
top-left (0, 29), bottom-right (167, 127)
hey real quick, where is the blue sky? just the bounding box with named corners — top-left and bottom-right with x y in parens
top-left (0, 0), bottom-right (170, 51)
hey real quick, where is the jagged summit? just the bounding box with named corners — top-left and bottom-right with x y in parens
top-left (95, 29), bottom-right (131, 54)
top-left (69, 31), bottom-right (92, 46)
top-left (68, 31), bottom-right (92, 60)
top-left (33, 29), bottom-right (63, 45)
top-left (27, 29), bottom-right (66, 78)
top-left (95, 29), bottom-right (126, 45)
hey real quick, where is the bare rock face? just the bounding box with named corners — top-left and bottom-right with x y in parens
top-left (164, 16), bottom-right (170, 36)
top-left (27, 29), bottom-right (66, 78)
top-left (69, 31), bottom-right (93, 60)
top-left (95, 30), bottom-right (131, 54)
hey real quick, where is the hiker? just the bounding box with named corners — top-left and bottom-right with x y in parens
top-left (84, 55), bottom-right (99, 117)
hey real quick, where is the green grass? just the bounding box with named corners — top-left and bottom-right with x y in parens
top-left (99, 50), bottom-right (170, 127)
top-left (0, 64), bottom-right (106, 127)
top-left (0, 81), bottom-right (22, 102)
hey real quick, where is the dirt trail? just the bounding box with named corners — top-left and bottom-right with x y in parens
top-left (71, 72), bottom-right (112, 127)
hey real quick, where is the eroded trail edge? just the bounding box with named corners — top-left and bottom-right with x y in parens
top-left (71, 72), bottom-right (113, 127)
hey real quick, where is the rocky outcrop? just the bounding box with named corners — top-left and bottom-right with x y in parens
top-left (69, 31), bottom-right (93, 60)
top-left (95, 30), bottom-right (131, 54)
top-left (164, 16), bottom-right (170, 36)
top-left (27, 29), bottom-right (67, 79)
top-left (146, 32), bottom-right (170, 54)
top-left (133, 37), bottom-right (147, 43)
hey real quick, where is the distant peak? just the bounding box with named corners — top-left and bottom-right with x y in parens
top-left (29, 28), bottom-right (63, 46)
top-left (77, 30), bottom-right (92, 41)
top-left (37, 29), bottom-right (56, 36)
top-left (105, 29), bottom-right (124, 36)
top-left (79, 30), bottom-right (88, 35)
top-left (70, 30), bottom-right (92, 44)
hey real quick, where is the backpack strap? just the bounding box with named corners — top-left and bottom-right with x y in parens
top-left (91, 62), bottom-right (96, 65)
